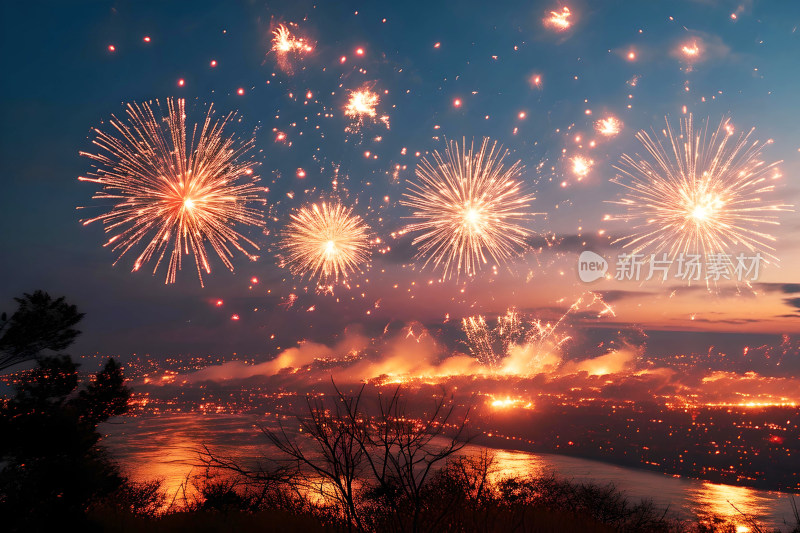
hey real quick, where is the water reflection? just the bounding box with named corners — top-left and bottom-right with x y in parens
top-left (688, 482), bottom-right (787, 533)
top-left (103, 414), bottom-right (264, 499)
top-left (102, 414), bottom-right (796, 529)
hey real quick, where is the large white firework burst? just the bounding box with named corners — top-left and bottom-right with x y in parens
top-left (401, 138), bottom-right (538, 280)
top-left (280, 201), bottom-right (372, 283)
top-left (609, 115), bottom-right (791, 262)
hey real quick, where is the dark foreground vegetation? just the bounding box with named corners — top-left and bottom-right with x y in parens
top-left (1, 291), bottom-right (798, 532)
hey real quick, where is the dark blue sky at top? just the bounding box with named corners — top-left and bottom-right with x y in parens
top-left (1, 0), bottom-right (799, 359)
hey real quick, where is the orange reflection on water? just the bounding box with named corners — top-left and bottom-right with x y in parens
top-left (462, 446), bottom-right (549, 484)
top-left (104, 415), bottom-right (795, 529)
top-left (688, 481), bottom-right (780, 532)
top-left (104, 415), bottom-right (265, 504)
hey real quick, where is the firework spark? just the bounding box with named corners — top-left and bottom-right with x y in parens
top-left (595, 116), bottom-right (622, 137)
top-left (462, 309), bottom-right (523, 368)
top-left (544, 6), bottom-right (572, 31)
top-left (571, 155), bottom-right (593, 179)
top-left (271, 24), bottom-right (312, 54)
top-left (79, 98), bottom-right (265, 286)
top-left (609, 115), bottom-right (791, 261)
top-left (680, 40), bottom-right (701, 60)
top-left (344, 87), bottom-right (389, 129)
top-left (280, 201), bottom-right (372, 283)
top-left (401, 138), bottom-right (538, 280)
top-left (463, 293), bottom-right (615, 371)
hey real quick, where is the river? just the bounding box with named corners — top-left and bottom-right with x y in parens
top-left (102, 414), bottom-right (798, 530)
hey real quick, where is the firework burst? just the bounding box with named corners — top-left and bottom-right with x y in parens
top-left (271, 24), bottom-right (312, 54)
top-left (280, 201), bottom-right (372, 283)
top-left (79, 98), bottom-right (265, 287)
top-left (462, 309), bottom-right (523, 368)
top-left (401, 138), bottom-right (539, 280)
top-left (344, 86), bottom-right (389, 130)
top-left (595, 116), bottom-right (622, 137)
top-left (571, 155), bottom-right (593, 179)
top-left (680, 41), bottom-right (701, 59)
top-left (609, 115), bottom-right (791, 261)
top-left (270, 23), bottom-right (312, 73)
top-left (544, 6), bottom-right (572, 31)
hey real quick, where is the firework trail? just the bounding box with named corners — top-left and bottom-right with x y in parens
top-left (609, 115), bottom-right (791, 261)
top-left (280, 200), bottom-right (372, 284)
top-left (79, 98), bottom-right (265, 287)
top-left (401, 138), bottom-right (539, 281)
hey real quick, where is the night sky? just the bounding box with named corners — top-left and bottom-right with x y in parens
top-left (1, 0), bottom-right (798, 361)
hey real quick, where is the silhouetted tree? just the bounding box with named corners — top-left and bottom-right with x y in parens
top-left (0, 291), bottom-right (84, 372)
top-left (0, 353), bottom-right (131, 530)
top-left (201, 381), bottom-right (472, 533)
top-left (76, 358), bottom-right (130, 425)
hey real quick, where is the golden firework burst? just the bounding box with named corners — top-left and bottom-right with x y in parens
top-left (609, 115), bottom-right (792, 261)
top-left (280, 201), bottom-right (372, 283)
top-left (79, 98), bottom-right (265, 286)
top-left (401, 138), bottom-right (538, 280)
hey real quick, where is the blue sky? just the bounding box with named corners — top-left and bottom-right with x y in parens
top-left (1, 0), bottom-right (798, 358)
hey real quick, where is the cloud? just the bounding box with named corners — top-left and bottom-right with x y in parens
top-left (181, 320), bottom-right (643, 385)
top-left (595, 290), bottom-right (654, 303)
top-left (754, 282), bottom-right (800, 295)
top-left (159, 322), bottom-right (800, 408)
top-left (782, 297), bottom-right (800, 314)
top-left (699, 370), bottom-right (800, 403)
top-left (528, 233), bottom-right (617, 253)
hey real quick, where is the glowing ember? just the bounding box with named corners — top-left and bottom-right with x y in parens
top-left (488, 395), bottom-right (534, 410)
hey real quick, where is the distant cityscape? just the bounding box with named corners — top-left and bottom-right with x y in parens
top-left (4, 351), bottom-right (794, 494)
